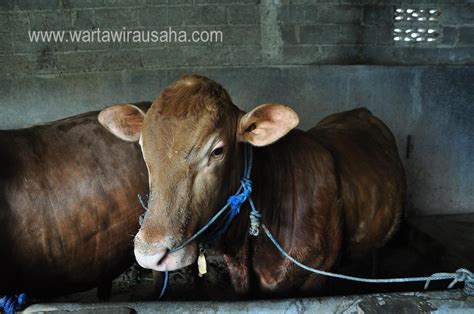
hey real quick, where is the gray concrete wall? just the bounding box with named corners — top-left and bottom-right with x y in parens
top-left (22, 290), bottom-right (474, 313)
top-left (1, 65), bottom-right (473, 217)
top-left (1, 1), bottom-right (473, 216)
top-left (1, 0), bottom-right (474, 74)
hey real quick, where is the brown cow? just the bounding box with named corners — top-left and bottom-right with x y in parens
top-left (0, 103), bottom-right (150, 298)
top-left (310, 109), bottom-right (406, 257)
top-left (99, 75), bottom-right (406, 297)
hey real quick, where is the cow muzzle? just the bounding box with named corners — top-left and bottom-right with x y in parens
top-left (134, 234), bottom-right (198, 272)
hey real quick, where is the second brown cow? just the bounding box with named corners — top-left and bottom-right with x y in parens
top-left (0, 103), bottom-right (150, 298)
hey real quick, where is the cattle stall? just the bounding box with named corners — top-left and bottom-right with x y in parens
top-left (1, 1), bottom-right (473, 313)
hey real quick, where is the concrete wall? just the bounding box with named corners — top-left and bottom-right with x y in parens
top-left (1, 0), bottom-right (473, 75)
top-left (1, 0), bottom-right (473, 216)
top-left (278, 0), bottom-right (474, 65)
top-left (21, 291), bottom-right (474, 313)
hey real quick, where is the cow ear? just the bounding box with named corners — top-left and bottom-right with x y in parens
top-left (239, 104), bottom-right (299, 146)
top-left (98, 104), bottom-right (145, 142)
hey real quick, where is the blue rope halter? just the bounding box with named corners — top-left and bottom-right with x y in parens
top-left (157, 144), bottom-right (256, 298)
top-left (166, 144), bottom-right (255, 254)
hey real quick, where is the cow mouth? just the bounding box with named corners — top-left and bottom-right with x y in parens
top-left (159, 248), bottom-right (197, 271)
top-left (135, 243), bottom-right (198, 272)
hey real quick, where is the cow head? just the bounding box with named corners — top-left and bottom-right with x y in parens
top-left (99, 75), bottom-right (299, 271)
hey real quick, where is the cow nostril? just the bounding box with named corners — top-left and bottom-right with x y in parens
top-left (156, 249), bottom-right (170, 265)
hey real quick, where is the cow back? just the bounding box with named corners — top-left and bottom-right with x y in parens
top-left (309, 108), bottom-right (406, 256)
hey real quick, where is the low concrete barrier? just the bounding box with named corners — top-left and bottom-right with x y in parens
top-left (23, 290), bottom-right (474, 313)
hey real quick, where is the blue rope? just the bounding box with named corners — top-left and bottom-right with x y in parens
top-left (157, 144), bottom-right (254, 298)
top-left (158, 271), bottom-right (169, 299)
top-left (0, 294), bottom-right (27, 314)
top-left (218, 178), bottom-right (252, 237)
top-left (227, 178), bottom-right (252, 213)
top-left (168, 145), bottom-right (253, 254)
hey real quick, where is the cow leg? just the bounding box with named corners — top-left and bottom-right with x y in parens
top-left (223, 253), bottom-right (251, 298)
top-left (254, 243), bottom-right (340, 298)
top-left (97, 280), bottom-right (112, 301)
top-left (299, 246), bottom-right (342, 296)
top-left (297, 255), bottom-right (339, 296)
top-left (299, 273), bottom-right (327, 295)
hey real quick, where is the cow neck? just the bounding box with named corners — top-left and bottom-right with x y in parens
top-left (172, 139), bottom-right (294, 255)
top-left (220, 135), bottom-right (300, 255)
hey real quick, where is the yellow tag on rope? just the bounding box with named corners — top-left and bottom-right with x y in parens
top-left (198, 250), bottom-right (207, 277)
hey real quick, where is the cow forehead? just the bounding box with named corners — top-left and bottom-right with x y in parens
top-left (139, 119), bottom-right (224, 173)
top-left (140, 74), bottom-right (240, 156)
top-left (143, 109), bottom-right (219, 152)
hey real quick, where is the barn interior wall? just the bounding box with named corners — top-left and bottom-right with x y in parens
top-left (1, 0), bottom-right (473, 216)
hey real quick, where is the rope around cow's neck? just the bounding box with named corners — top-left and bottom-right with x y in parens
top-left (138, 144), bottom-right (473, 299)
top-left (137, 144), bottom-right (254, 298)
top-left (169, 143), bottom-right (254, 254)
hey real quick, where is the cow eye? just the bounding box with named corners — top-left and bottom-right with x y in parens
top-left (211, 146), bottom-right (224, 158)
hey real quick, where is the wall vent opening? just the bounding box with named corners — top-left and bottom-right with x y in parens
top-left (393, 8), bottom-right (441, 44)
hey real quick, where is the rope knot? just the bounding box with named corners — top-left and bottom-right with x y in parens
top-left (424, 268), bottom-right (474, 295)
top-left (249, 202), bottom-right (262, 237)
top-left (453, 268), bottom-right (474, 295)
top-left (227, 178), bottom-right (252, 214)
top-left (0, 293), bottom-right (27, 314)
